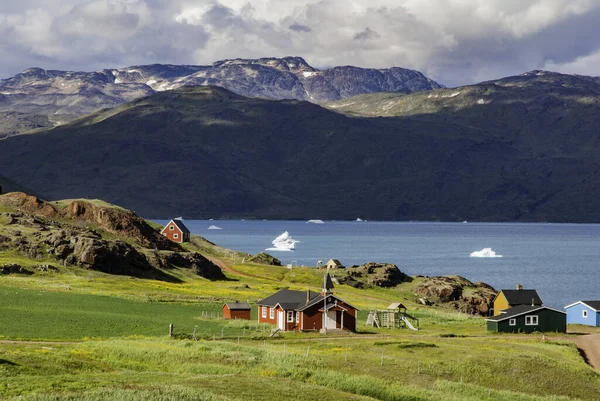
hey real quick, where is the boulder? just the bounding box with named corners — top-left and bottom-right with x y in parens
top-left (414, 276), bottom-right (496, 316)
top-left (0, 264), bottom-right (33, 275)
top-left (247, 252), bottom-right (281, 266)
top-left (164, 252), bottom-right (225, 280)
top-left (341, 262), bottom-right (407, 288)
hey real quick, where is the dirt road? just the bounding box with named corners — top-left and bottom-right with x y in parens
top-left (574, 334), bottom-right (600, 370)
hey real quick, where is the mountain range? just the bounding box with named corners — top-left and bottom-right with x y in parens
top-left (0, 57), bottom-right (442, 137)
top-left (0, 68), bottom-right (599, 222)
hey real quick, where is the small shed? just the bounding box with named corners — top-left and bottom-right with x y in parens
top-left (564, 301), bottom-right (600, 327)
top-left (160, 219), bottom-right (191, 243)
top-left (486, 305), bottom-right (566, 333)
top-left (223, 301), bottom-right (252, 320)
top-left (326, 259), bottom-right (345, 269)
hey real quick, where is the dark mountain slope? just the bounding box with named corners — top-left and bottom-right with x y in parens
top-left (0, 83), bottom-right (598, 222)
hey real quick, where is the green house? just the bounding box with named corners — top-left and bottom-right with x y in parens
top-left (486, 305), bottom-right (566, 333)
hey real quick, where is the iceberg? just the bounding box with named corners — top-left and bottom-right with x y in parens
top-left (266, 231), bottom-right (298, 252)
top-left (307, 219), bottom-right (324, 224)
top-left (356, 218), bottom-right (364, 222)
top-left (470, 248), bottom-right (503, 258)
top-left (207, 225), bottom-right (222, 230)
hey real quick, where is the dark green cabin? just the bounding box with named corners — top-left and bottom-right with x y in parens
top-left (486, 305), bottom-right (566, 333)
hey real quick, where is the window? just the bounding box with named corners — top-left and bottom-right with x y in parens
top-left (269, 308), bottom-right (274, 319)
top-left (525, 315), bottom-right (538, 326)
top-left (509, 319), bottom-right (516, 326)
top-left (261, 306), bottom-right (267, 318)
top-left (287, 311), bottom-right (294, 322)
top-left (583, 310), bottom-right (588, 318)
top-left (169, 225), bottom-right (174, 230)
top-left (296, 312), bottom-right (300, 323)
top-left (173, 234), bottom-right (179, 239)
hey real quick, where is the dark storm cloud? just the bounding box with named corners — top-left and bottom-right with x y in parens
top-left (289, 23), bottom-right (311, 33)
top-left (2, 1), bottom-right (600, 87)
top-left (353, 28), bottom-right (380, 41)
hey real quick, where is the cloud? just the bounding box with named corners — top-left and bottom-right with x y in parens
top-left (289, 23), bottom-right (311, 33)
top-left (1, 0), bottom-right (600, 87)
top-left (353, 28), bottom-right (380, 41)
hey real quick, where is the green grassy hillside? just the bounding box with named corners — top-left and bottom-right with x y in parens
top-left (0, 195), bottom-right (599, 400)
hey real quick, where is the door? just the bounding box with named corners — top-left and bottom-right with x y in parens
top-left (278, 311), bottom-right (285, 330)
top-left (326, 311), bottom-right (337, 329)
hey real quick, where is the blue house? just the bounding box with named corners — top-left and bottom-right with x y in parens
top-left (564, 301), bottom-right (600, 327)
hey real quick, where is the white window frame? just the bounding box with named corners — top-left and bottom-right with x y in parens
top-left (173, 233), bottom-right (179, 239)
top-left (287, 311), bottom-right (294, 322)
top-left (169, 225), bottom-right (174, 230)
top-left (525, 315), bottom-right (538, 326)
top-left (583, 309), bottom-right (588, 318)
top-left (269, 308), bottom-right (274, 319)
top-left (261, 306), bottom-right (267, 318)
top-left (296, 312), bottom-right (300, 323)
top-left (509, 318), bottom-right (516, 326)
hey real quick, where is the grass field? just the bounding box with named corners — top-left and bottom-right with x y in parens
top-left (1, 255), bottom-right (599, 400)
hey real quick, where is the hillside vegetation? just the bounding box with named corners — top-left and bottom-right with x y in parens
top-left (1, 72), bottom-right (600, 221)
top-left (0, 194), bottom-right (599, 400)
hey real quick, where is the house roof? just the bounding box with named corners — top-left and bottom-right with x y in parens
top-left (486, 305), bottom-right (566, 322)
top-left (224, 302), bottom-right (251, 310)
top-left (495, 289), bottom-right (542, 306)
top-left (564, 300), bottom-right (600, 311)
top-left (387, 303), bottom-right (406, 310)
top-left (297, 293), bottom-right (360, 312)
top-left (257, 289), bottom-right (318, 307)
top-left (171, 219), bottom-right (190, 234)
top-left (327, 259), bottom-right (344, 266)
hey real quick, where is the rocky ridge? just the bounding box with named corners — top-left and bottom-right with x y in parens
top-left (0, 192), bottom-right (225, 281)
top-left (0, 57), bottom-right (441, 136)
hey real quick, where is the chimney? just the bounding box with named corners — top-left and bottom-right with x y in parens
top-left (516, 284), bottom-right (523, 290)
top-left (532, 298), bottom-right (534, 306)
top-left (306, 289), bottom-right (311, 304)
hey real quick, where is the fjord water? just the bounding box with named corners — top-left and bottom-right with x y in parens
top-left (158, 220), bottom-right (600, 309)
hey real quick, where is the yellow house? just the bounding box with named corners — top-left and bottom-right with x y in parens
top-left (492, 285), bottom-right (543, 316)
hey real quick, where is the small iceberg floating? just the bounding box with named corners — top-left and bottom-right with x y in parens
top-left (470, 248), bottom-right (503, 258)
top-left (174, 216), bottom-right (183, 220)
top-left (207, 225), bottom-right (223, 230)
top-left (307, 219), bottom-right (324, 224)
top-left (266, 231), bottom-right (298, 252)
top-left (356, 218), bottom-right (364, 222)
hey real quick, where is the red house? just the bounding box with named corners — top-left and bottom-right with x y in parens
top-left (223, 302), bottom-right (251, 320)
top-left (256, 272), bottom-right (358, 332)
top-left (160, 219), bottom-right (190, 243)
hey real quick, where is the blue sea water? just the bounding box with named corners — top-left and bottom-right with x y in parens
top-left (156, 220), bottom-right (600, 309)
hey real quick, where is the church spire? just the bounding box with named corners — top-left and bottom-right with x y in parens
top-left (322, 269), bottom-right (334, 296)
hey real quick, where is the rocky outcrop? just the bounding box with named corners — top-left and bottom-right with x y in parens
top-left (0, 197), bottom-right (226, 281)
top-left (0, 193), bottom-right (60, 218)
top-left (414, 276), bottom-right (496, 316)
top-left (340, 262), bottom-right (408, 288)
top-left (0, 194), bottom-right (180, 251)
top-left (0, 264), bottom-right (32, 275)
top-left (163, 252), bottom-right (225, 280)
top-left (65, 200), bottom-right (180, 251)
top-left (246, 252), bottom-right (281, 266)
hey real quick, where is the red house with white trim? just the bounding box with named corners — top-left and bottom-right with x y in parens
top-left (256, 272), bottom-right (358, 332)
top-left (160, 219), bottom-right (190, 243)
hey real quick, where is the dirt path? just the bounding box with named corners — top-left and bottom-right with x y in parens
top-left (205, 256), bottom-right (255, 279)
top-left (573, 334), bottom-right (600, 370)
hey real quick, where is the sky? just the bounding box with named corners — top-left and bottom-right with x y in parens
top-left (1, 0), bottom-right (600, 87)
